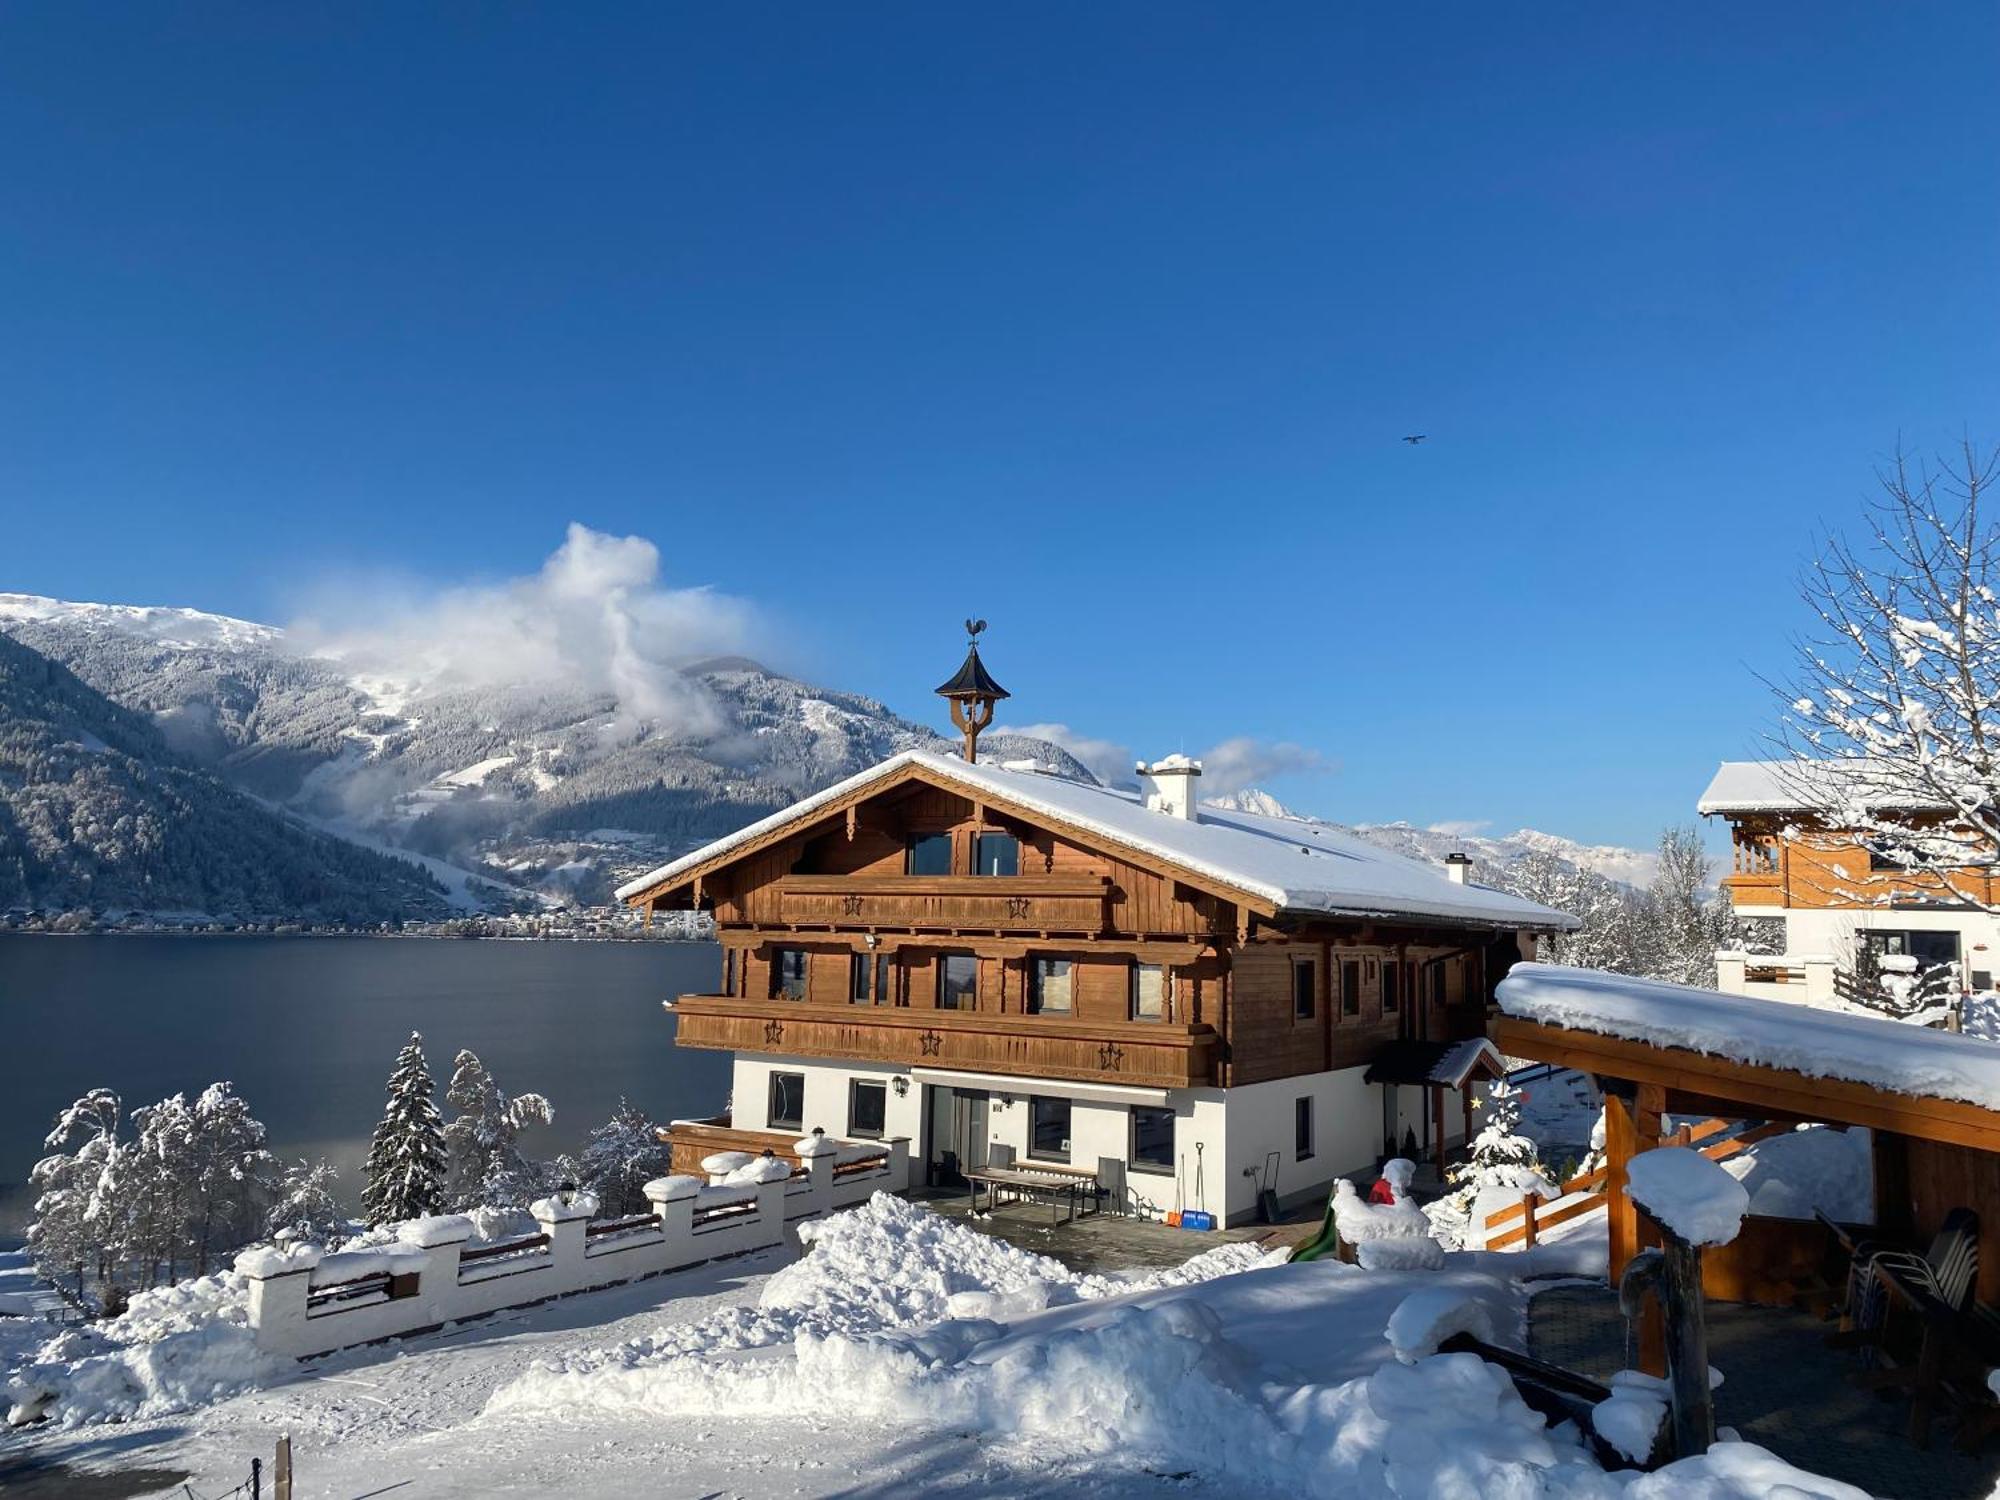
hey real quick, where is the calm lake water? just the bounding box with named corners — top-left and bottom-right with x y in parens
top-left (0, 935), bottom-right (728, 1243)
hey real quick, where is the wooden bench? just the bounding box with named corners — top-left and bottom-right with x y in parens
top-left (964, 1161), bottom-right (1101, 1226)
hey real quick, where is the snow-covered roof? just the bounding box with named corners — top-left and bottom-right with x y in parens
top-left (1496, 962), bottom-right (2000, 1112)
top-left (618, 748), bottom-right (1578, 931)
top-left (1696, 758), bottom-right (1945, 815)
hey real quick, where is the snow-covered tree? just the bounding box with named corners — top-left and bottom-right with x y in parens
top-left (1776, 442), bottom-right (2000, 898)
top-left (443, 1049), bottom-right (552, 1211)
top-left (1425, 1080), bottom-right (1558, 1250)
top-left (267, 1157), bottom-right (346, 1243)
top-left (363, 1033), bottom-right (448, 1224)
top-left (577, 1098), bottom-right (671, 1216)
top-left (1637, 827), bottom-right (1750, 985)
top-left (28, 1089), bottom-right (124, 1297)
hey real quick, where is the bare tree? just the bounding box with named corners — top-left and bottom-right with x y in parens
top-left (1777, 441), bottom-right (2000, 902)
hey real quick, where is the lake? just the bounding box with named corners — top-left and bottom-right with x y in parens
top-left (0, 935), bottom-right (729, 1244)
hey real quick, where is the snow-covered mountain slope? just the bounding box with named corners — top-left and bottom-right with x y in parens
top-left (0, 594), bottom-right (1091, 907)
top-left (0, 630), bottom-right (448, 922)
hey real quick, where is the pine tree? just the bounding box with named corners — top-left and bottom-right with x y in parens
top-left (577, 1098), bottom-right (671, 1217)
top-left (363, 1033), bottom-right (448, 1225)
top-left (1424, 1079), bottom-right (1557, 1249)
top-left (443, 1050), bottom-right (554, 1210)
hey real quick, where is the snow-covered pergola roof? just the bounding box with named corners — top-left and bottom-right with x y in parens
top-left (1696, 758), bottom-right (1947, 816)
top-left (618, 749), bottom-right (1578, 932)
top-left (1494, 962), bottom-right (2000, 1149)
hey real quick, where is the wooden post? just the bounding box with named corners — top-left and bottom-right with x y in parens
top-left (1522, 1191), bottom-right (1540, 1248)
top-left (1633, 1083), bottom-right (1667, 1377)
top-left (1604, 1094), bottom-right (1639, 1280)
top-left (1431, 1086), bottom-right (1447, 1176)
top-left (274, 1436), bottom-right (293, 1500)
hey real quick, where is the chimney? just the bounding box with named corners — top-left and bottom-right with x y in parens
top-left (1135, 755), bottom-right (1202, 820)
top-left (1444, 851), bottom-right (1472, 885)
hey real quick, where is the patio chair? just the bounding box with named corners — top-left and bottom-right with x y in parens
top-left (1826, 1208), bottom-right (1979, 1362)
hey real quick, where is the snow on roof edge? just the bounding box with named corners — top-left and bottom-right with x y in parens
top-left (1496, 961), bottom-right (2000, 1114)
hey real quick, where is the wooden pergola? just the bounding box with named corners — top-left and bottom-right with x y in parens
top-left (1493, 965), bottom-right (2000, 1372)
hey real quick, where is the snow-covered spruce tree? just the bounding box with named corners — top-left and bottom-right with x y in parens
top-left (578, 1098), bottom-right (672, 1216)
top-left (443, 1049), bottom-right (553, 1211)
top-left (1424, 1080), bottom-right (1557, 1250)
top-left (1777, 443), bottom-right (2000, 899)
top-left (267, 1157), bottom-right (346, 1243)
top-left (363, 1033), bottom-right (449, 1225)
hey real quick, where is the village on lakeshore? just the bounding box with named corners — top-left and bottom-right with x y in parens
top-left (8, 8), bottom-right (2000, 1499)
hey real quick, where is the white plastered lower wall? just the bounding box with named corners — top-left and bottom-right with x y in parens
top-left (1777, 908), bottom-right (2000, 981)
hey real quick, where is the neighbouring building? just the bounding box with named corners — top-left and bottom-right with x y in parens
top-left (619, 639), bottom-right (1577, 1226)
top-left (1699, 759), bottom-right (2000, 1000)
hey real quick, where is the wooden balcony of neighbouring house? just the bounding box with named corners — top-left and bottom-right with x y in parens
top-left (667, 994), bottom-right (1221, 1089)
top-left (1719, 869), bottom-right (1783, 908)
top-left (775, 874), bottom-right (1112, 935)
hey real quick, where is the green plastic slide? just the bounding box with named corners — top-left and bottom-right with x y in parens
top-left (1287, 1186), bottom-right (1342, 1262)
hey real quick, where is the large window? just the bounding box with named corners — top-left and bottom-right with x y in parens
top-left (1429, 962), bottom-right (1448, 1008)
top-left (973, 834), bottom-right (1020, 877)
top-left (1292, 958), bottom-right (1316, 1020)
top-left (1129, 962), bottom-right (1164, 1021)
top-left (874, 954), bottom-right (895, 1005)
top-left (1340, 960), bottom-right (1360, 1016)
top-left (1294, 1096), bottom-right (1314, 1161)
top-left (938, 953), bottom-right (978, 1009)
top-left (907, 833), bottom-right (953, 876)
top-left (1030, 957), bottom-right (1073, 1015)
top-left (1130, 1106), bottom-right (1174, 1173)
top-left (773, 948), bottom-right (808, 1001)
top-left (849, 953), bottom-right (871, 1003)
top-left (848, 1080), bottom-right (887, 1138)
top-left (768, 1071), bottom-right (805, 1131)
top-left (1381, 960), bottom-right (1400, 1013)
top-left (1029, 1095), bottom-right (1072, 1162)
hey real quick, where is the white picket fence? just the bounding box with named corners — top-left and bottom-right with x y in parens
top-left (237, 1138), bottom-right (910, 1360)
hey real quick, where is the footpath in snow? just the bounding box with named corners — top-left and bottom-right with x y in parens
top-left (6, 1194), bottom-right (1868, 1498)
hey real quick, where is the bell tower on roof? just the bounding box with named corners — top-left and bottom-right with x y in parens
top-left (935, 620), bottom-right (1009, 764)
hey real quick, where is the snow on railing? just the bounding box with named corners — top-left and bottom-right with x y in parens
top-left (236, 1136), bottom-right (910, 1361)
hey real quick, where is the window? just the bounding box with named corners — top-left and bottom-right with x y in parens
top-left (973, 834), bottom-right (1019, 877)
top-left (1340, 960), bottom-right (1360, 1016)
top-left (1029, 957), bottom-right (1073, 1015)
top-left (1129, 962), bottom-right (1164, 1021)
top-left (1293, 958), bottom-right (1316, 1020)
top-left (1381, 960), bottom-right (1400, 1013)
top-left (1868, 842), bottom-right (1916, 873)
top-left (1429, 962), bottom-right (1447, 1008)
top-left (849, 953), bottom-right (871, 1003)
top-left (723, 947), bottom-right (737, 996)
top-left (1130, 1106), bottom-right (1174, 1173)
top-left (1029, 1095), bottom-right (1072, 1162)
top-left (848, 1080), bottom-right (888, 1138)
top-left (1294, 1096), bottom-right (1314, 1161)
top-left (874, 954), bottom-right (894, 1005)
top-left (938, 953), bottom-right (978, 1009)
top-left (774, 948), bottom-right (808, 1001)
top-left (907, 833), bottom-right (953, 876)
top-left (768, 1071), bottom-right (805, 1131)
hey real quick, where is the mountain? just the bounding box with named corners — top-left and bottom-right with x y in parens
top-left (0, 630), bottom-right (449, 922)
top-left (0, 595), bottom-right (1091, 910)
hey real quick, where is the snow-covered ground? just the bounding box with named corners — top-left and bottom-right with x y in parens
top-left (2, 1196), bottom-right (1862, 1498)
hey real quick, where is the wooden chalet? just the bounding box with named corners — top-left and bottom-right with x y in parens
top-left (618, 639), bottom-right (1576, 1225)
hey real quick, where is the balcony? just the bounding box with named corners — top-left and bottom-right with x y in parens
top-left (1720, 870), bottom-right (1784, 908)
top-left (670, 994), bottom-right (1220, 1089)
top-left (777, 874), bottom-right (1111, 934)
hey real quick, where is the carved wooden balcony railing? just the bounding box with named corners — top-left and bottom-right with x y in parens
top-left (776, 874), bottom-right (1111, 934)
top-left (670, 994), bottom-right (1220, 1089)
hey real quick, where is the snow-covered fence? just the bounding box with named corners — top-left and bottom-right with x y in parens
top-left (237, 1137), bottom-right (909, 1360)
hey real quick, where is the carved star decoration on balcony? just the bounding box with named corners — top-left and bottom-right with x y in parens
top-left (763, 1020), bottom-right (785, 1047)
top-left (919, 1029), bottom-right (944, 1057)
top-left (841, 894), bottom-right (864, 916)
top-left (1006, 896), bottom-right (1031, 919)
top-left (1097, 1043), bottom-right (1123, 1072)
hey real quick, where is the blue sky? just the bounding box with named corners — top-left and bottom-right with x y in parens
top-left (4, 4), bottom-right (1997, 851)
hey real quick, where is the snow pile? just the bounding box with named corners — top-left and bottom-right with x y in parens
top-left (1593, 1369), bottom-right (1671, 1465)
top-left (699, 1150), bottom-right (753, 1176)
top-left (489, 1196), bottom-right (1853, 1497)
top-left (1720, 1126), bottom-right (1873, 1223)
top-left (1331, 1171), bottom-right (1436, 1246)
top-left (721, 1155), bottom-right (793, 1185)
top-left (794, 1132), bottom-right (840, 1159)
top-left (4, 1269), bottom-right (286, 1428)
top-left (1498, 961), bottom-right (2000, 1111)
top-left (526, 1190), bottom-right (599, 1223)
top-left (1626, 1149), bottom-right (1750, 1248)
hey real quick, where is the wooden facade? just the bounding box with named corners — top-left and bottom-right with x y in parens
top-left (1719, 813), bottom-right (2000, 913)
top-left (625, 761), bottom-right (1535, 1094)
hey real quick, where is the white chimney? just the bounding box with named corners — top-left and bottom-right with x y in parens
top-left (1135, 755), bottom-right (1202, 820)
top-left (1444, 851), bottom-right (1472, 885)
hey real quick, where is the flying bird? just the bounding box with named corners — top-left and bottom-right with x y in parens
top-left (1402, 435), bottom-right (1427, 445)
